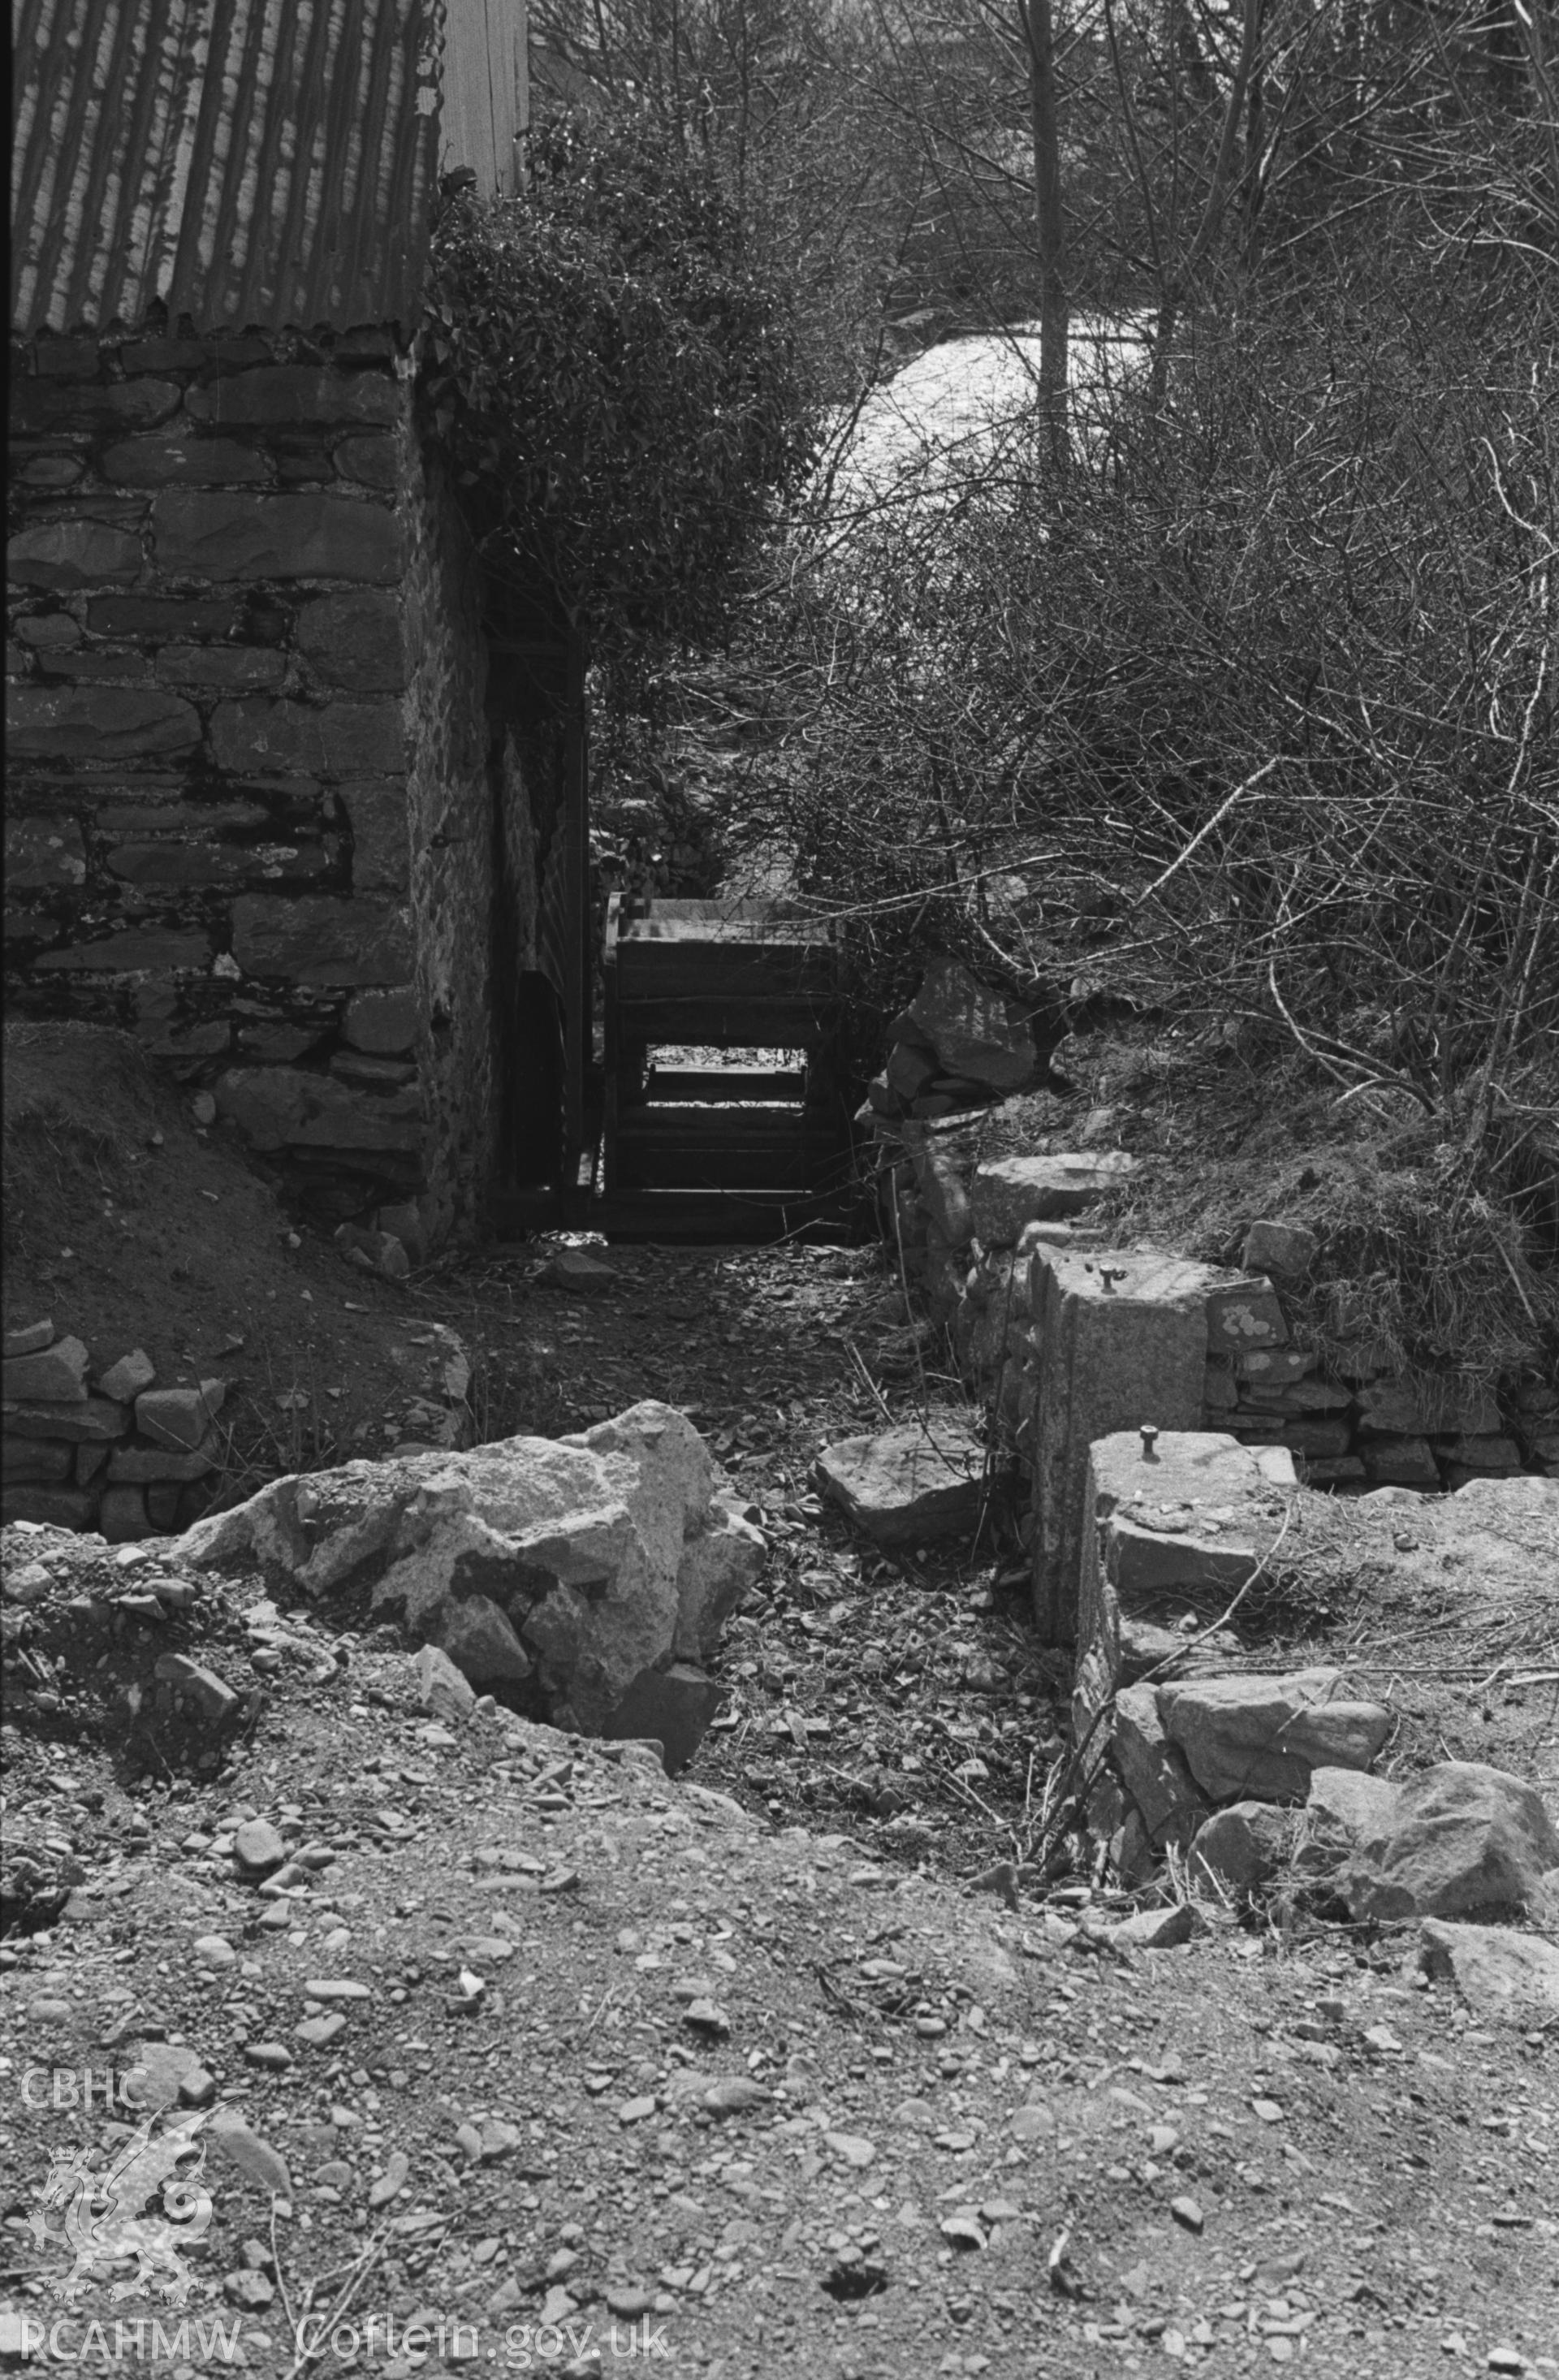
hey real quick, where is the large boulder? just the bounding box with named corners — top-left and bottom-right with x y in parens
top-left (1334, 1760), bottom-right (1559, 1922)
top-left (1419, 1919), bottom-right (1559, 2025)
top-left (1159, 1666), bottom-right (1391, 1803)
top-left (814, 1416), bottom-right (985, 1545)
top-left (181, 1402), bottom-right (763, 1752)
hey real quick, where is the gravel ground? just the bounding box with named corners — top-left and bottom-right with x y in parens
top-left (2, 1518), bottom-right (1557, 2380)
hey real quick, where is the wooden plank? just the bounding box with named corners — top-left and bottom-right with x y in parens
top-left (617, 944), bottom-right (838, 1000)
top-left (645, 1066), bottom-right (808, 1103)
top-left (620, 896), bottom-right (833, 939)
top-left (442, 0), bottom-right (525, 196)
top-left (614, 996), bottom-right (840, 1047)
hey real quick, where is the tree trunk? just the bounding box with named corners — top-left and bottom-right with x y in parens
top-left (1019, 0), bottom-right (1069, 461)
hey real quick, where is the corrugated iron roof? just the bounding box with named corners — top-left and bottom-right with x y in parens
top-left (11, 0), bottom-right (446, 337)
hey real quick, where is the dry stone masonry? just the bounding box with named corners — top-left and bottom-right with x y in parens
top-left (6, 328), bottom-right (520, 1246)
top-left (2, 1317), bottom-right (226, 1540)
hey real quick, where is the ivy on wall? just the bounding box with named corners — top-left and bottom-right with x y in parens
top-left (423, 106), bottom-right (816, 702)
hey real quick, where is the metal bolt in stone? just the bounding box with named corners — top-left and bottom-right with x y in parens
top-left (1099, 1266), bottom-right (1127, 1294)
top-left (1140, 1423), bottom-right (1160, 1460)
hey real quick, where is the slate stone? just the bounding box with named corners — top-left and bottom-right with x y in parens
top-left (154, 1653), bottom-right (240, 1721)
top-left (233, 1817), bottom-right (287, 1873)
top-left (108, 1441), bottom-right (216, 1483)
top-left (8, 521), bottom-right (143, 589)
top-left (1336, 1761), bottom-right (1559, 1921)
top-left (1360, 1435), bottom-right (1440, 1487)
top-left (96, 1350), bottom-right (155, 1402)
top-left (905, 957), bottom-right (1039, 1092)
top-left (338, 780), bottom-right (411, 891)
top-left (1303, 1764), bottom-right (1403, 1846)
top-left (0, 1484), bottom-right (98, 1528)
top-left (1111, 1681), bottom-right (1208, 1849)
top-left (209, 696), bottom-right (404, 776)
top-left (98, 1485), bottom-right (149, 1541)
top-left (1419, 1918), bottom-right (1559, 2024)
top-left (152, 491), bottom-right (401, 583)
top-left (2, 1440), bottom-right (74, 1484)
top-left (3, 1322), bottom-right (55, 1358)
top-left (89, 595), bottom-right (242, 638)
top-left (214, 1066), bottom-right (422, 1153)
top-left (154, 645), bottom-right (286, 689)
top-left (438, 1595), bottom-right (532, 1687)
top-left (1159, 1667), bottom-right (1392, 1803)
top-left (2, 1397), bottom-right (131, 1442)
top-left (107, 843), bottom-right (247, 888)
top-left (101, 434), bottom-right (270, 486)
top-left (6, 819), bottom-right (88, 889)
top-left (228, 894), bottom-right (412, 987)
top-left (296, 590), bottom-right (404, 690)
top-left (186, 366), bottom-right (401, 427)
top-left (6, 685), bottom-right (200, 757)
top-left (602, 1664), bottom-right (723, 1777)
top-left (1240, 1220), bottom-right (1318, 1276)
top-left (1189, 1802), bottom-right (1296, 1893)
top-left (1204, 1281), bottom-right (1289, 1352)
top-left (136, 1385), bottom-right (222, 1452)
top-left (1358, 1380), bottom-right (1501, 1436)
top-left (2, 1335), bottom-right (89, 1402)
top-left (343, 986), bottom-right (417, 1054)
top-left (123, 2041), bottom-right (205, 2113)
top-left (415, 1644), bottom-right (477, 1721)
top-left (814, 1417), bottom-right (986, 1544)
top-left (334, 435), bottom-right (399, 489)
top-left (970, 1153), bottom-right (1138, 1245)
top-left (11, 378), bottom-right (181, 431)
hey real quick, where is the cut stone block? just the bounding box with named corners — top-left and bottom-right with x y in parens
top-left (1159, 1666), bottom-right (1392, 1803)
top-left (1419, 1918), bottom-right (1559, 2025)
top-left (814, 1418), bottom-right (985, 1546)
top-left (1029, 1251), bottom-right (1239, 1644)
top-left (1335, 1760), bottom-right (1559, 1921)
top-left (1108, 1517), bottom-right (1261, 1599)
top-left (970, 1153), bottom-right (1138, 1246)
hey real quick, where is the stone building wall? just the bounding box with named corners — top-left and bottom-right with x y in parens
top-left (5, 326), bottom-right (512, 1246)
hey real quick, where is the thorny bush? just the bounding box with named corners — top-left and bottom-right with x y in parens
top-left (719, 263), bottom-right (1559, 1383)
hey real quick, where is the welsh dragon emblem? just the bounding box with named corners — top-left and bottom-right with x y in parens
top-left (28, 2108), bottom-right (214, 2305)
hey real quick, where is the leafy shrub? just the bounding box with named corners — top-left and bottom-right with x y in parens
top-left (423, 106), bottom-right (817, 700)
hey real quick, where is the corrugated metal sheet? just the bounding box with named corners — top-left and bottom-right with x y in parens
top-left (11, 0), bottom-right (447, 336)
